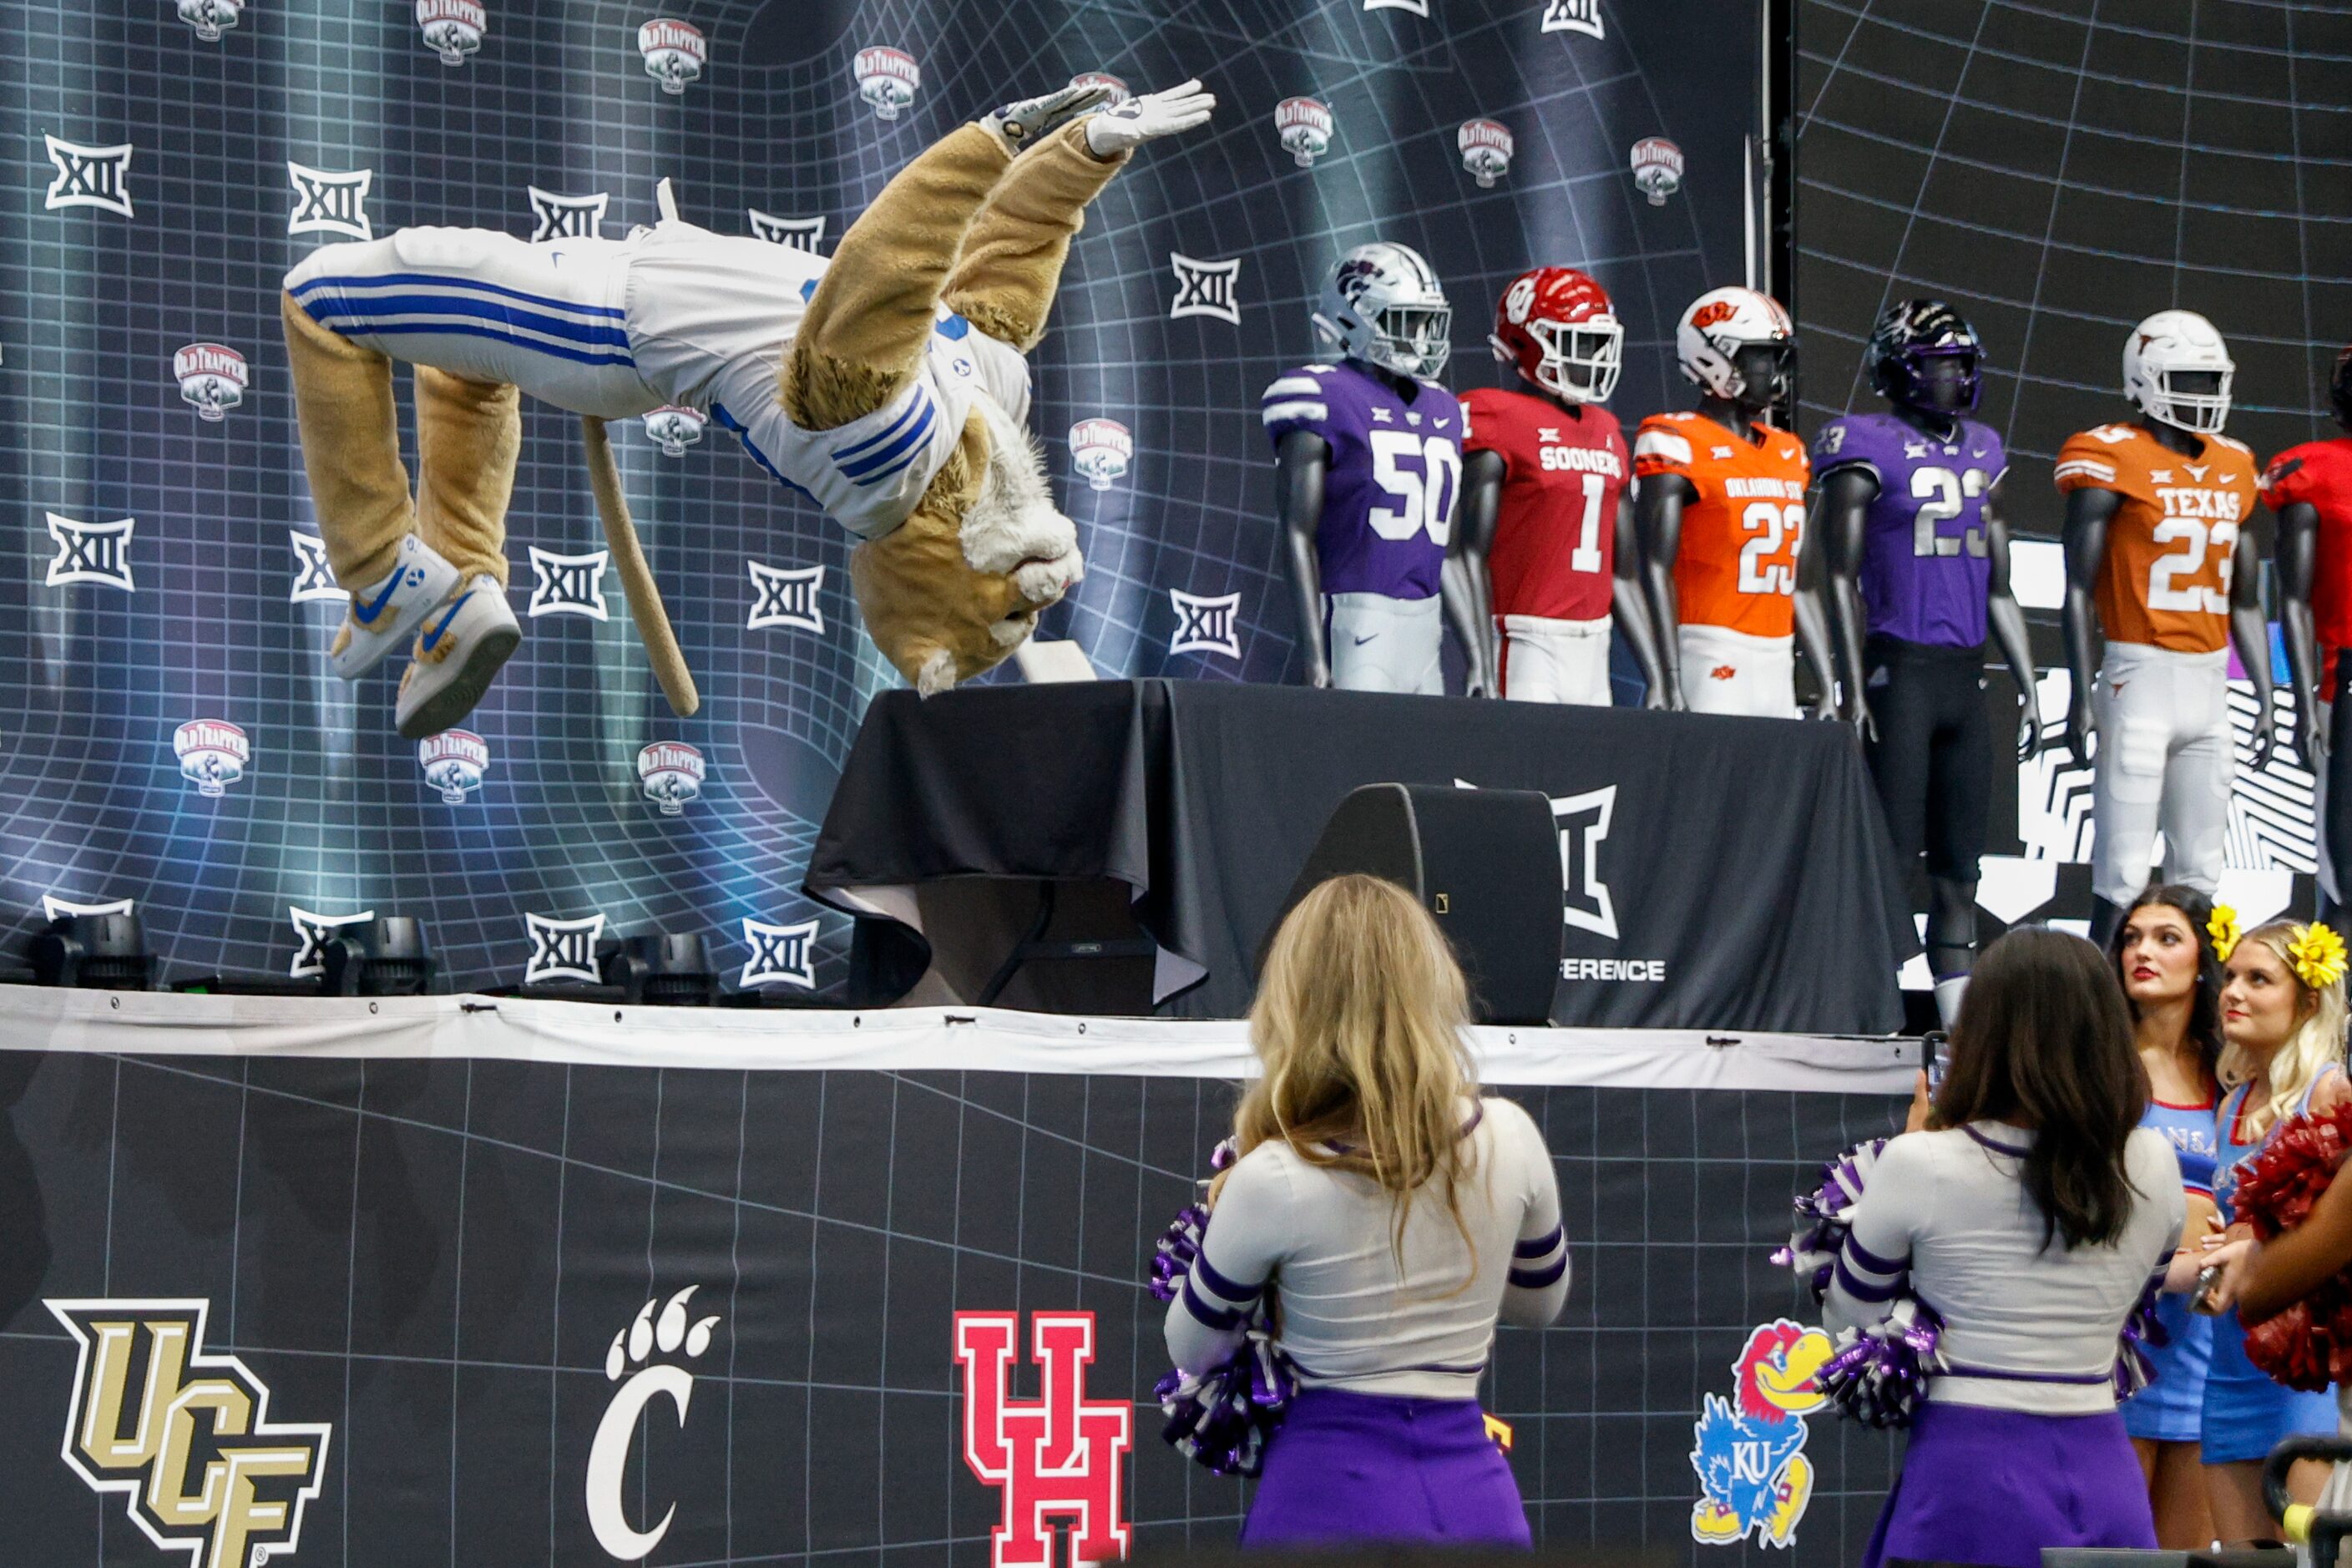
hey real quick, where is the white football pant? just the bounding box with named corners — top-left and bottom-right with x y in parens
top-left (2091, 640), bottom-right (2232, 908)
top-left (1327, 592), bottom-right (1443, 695)
top-left (1500, 614), bottom-right (1612, 706)
top-left (1679, 624), bottom-right (1797, 719)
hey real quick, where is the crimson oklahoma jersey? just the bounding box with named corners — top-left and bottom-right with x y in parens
top-left (1459, 387), bottom-right (1628, 621)
top-left (2263, 437), bottom-right (2352, 672)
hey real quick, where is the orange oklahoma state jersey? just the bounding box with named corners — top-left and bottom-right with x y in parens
top-left (1631, 411), bottom-right (1810, 637)
top-left (2053, 423), bottom-right (2256, 654)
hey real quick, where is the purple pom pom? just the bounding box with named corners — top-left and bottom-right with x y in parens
top-left (1817, 1296), bottom-right (1943, 1429)
top-left (1210, 1136), bottom-right (1238, 1172)
top-left (1156, 1333), bottom-right (1297, 1477)
top-left (2113, 1272), bottom-right (2172, 1401)
top-left (1147, 1203), bottom-right (1207, 1304)
top-left (1773, 1138), bottom-right (1889, 1302)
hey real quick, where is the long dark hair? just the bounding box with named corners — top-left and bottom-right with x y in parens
top-left (2106, 883), bottom-right (2226, 1079)
top-left (1935, 927), bottom-right (2148, 1249)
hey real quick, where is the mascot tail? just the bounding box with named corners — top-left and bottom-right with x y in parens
top-left (581, 416), bottom-right (700, 718)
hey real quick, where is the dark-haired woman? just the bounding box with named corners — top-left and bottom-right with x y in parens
top-left (2108, 886), bottom-right (2225, 1548)
top-left (1828, 928), bottom-right (2185, 1568)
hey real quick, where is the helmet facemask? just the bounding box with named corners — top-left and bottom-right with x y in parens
top-left (1523, 316), bottom-right (1622, 403)
top-left (1363, 301), bottom-right (1452, 378)
top-left (1722, 340), bottom-right (1795, 412)
top-left (2141, 365), bottom-right (2233, 435)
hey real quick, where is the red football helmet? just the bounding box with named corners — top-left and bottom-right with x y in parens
top-left (1490, 266), bottom-right (1622, 403)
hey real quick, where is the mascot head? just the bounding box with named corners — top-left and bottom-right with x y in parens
top-left (1733, 1321), bottom-right (1832, 1423)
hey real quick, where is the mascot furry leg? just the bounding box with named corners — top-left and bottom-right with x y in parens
top-left (790, 117), bottom-right (1123, 693)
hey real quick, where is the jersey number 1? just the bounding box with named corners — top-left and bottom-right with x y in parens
top-left (1369, 430), bottom-right (1461, 546)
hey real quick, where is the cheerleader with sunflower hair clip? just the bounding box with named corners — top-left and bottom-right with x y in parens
top-left (2193, 918), bottom-right (2352, 1545)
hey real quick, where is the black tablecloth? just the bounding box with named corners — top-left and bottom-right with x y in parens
top-left (806, 680), bottom-right (1916, 1031)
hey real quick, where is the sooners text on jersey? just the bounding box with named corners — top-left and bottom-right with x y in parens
top-left (1461, 386), bottom-right (1626, 622)
top-left (2055, 423), bottom-right (2255, 654)
top-left (1262, 361), bottom-right (1461, 601)
top-left (1632, 412), bottom-right (1809, 638)
top-left (2262, 437), bottom-right (2352, 668)
top-left (1812, 412), bottom-right (2005, 650)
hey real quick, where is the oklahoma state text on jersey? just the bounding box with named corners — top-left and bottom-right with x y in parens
top-left (1460, 387), bottom-right (1628, 622)
top-left (1631, 412), bottom-right (1809, 638)
top-left (2054, 424), bottom-right (2255, 654)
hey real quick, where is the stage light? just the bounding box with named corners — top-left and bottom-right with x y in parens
top-left (318, 916), bottom-right (433, 997)
top-left (599, 933), bottom-right (719, 1006)
top-left (28, 912), bottom-right (154, 990)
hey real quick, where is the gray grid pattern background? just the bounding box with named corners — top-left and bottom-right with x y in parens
top-left (0, 1055), bottom-right (1903, 1565)
top-left (0, 0), bottom-right (1753, 994)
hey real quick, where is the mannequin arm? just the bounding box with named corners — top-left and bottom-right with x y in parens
top-left (2229, 526), bottom-right (2277, 770)
top-left (1611, 493), bottom-right (1668, 707)
top-left (2060, 488), bottom-right (2117, 766)
top-left (2277, 501), bottom-right (2324, 762)
top-left (1817, 466), bottom-right (1879, 736)
top-left (1276, 429), bottom-right (1333, 688)
top-left (1449, 451), bottom-right (1504, 696)
top-left (1792, 537), bottom-right (1839, 721)
top-left (1984, 485), bottom-right (2042, 759)
top-left (1637, 473), bottom-right (1694, 709)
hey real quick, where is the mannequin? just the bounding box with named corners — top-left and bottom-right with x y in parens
top-left (1264, 241), bottom-right (1486, 695)
top-left (1814, 300), bottom-right (2039, 1020)
top-left (1636, 289), bottom-right (1836, 717)
top-left (1456, 266), bottom-right (1664, 706)
top-left (2056, 311), bottom-right (2274, 948)
top-left (2261, 343), bottom-right (2352, 913)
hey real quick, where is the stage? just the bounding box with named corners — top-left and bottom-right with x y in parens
top-left (0, 986), bottom-right (1910, 1566)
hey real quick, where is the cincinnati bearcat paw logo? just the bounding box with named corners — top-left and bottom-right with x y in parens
top-left (586, 1287), bottom-right (721, 1560)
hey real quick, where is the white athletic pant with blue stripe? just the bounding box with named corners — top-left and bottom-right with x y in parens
top-left (284, 220), bottom-right (1031, 541)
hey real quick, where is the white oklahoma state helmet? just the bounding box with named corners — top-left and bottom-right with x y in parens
top-left (1675, 286), bottom-right (1795, 402)
top-left (2125, 310), bottom-right (2233, 434)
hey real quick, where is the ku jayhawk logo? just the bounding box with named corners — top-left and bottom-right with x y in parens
top-left (48, 1298), bottom-right (330, 1568)
top-left (955, 1312), bottom-right (1131, 1568)
top-left (586, 1287), bottom-right (721, 1560)
top-left (1689, 1320), bottom-right (1833, 1549)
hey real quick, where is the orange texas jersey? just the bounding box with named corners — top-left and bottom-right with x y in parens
top-left (2054, 423), bottom-right (2257, 654)
top-left (1631, 412), bottom-right (1810, 638)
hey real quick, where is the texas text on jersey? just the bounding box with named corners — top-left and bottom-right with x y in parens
top-left (2055, 423), bottom-right (2256, 654)
top-left (1631, 411), bottom-right (1809, 639)
top-left (1811, 412), bottom-right (2006, 650)
top-left (1460, 386), bottom-right (1628, 622)
top-left (1262, 361), bottom-right (1463, 602)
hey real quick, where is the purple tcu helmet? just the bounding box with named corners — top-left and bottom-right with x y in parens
top-left (1865, 299), bottom-right (1983, 416)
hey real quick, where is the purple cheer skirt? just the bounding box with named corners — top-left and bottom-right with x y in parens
top-left (1863, 1402), bottom-right (2156, 1568)
top-left (1240, 1387), bottom-right (1531, 1549)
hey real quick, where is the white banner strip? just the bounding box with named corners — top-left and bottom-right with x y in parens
top-left (0, 987), bottom-right (1917, 1095)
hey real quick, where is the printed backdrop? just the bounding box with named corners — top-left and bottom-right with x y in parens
top-left (0, 0), bottom-right (1758, 994)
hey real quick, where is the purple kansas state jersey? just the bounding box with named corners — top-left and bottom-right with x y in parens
top-left (1262, 360), bottom-right (1461, 600)
top-left (1813, 412), bottom-right (2005, 649)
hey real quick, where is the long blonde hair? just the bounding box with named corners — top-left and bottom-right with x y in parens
top-left (1236, 874), bottom-right (1480, 1258)
top-left (2219, 920), bottom-right (2349, 1138)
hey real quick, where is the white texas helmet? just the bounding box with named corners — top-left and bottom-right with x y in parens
top-left (1313, 241), bottom-right (1453, 378)
top-left (2125, 309), bottom-right (2233, 434)
top-left (1675, 286), bottom-right (1795, 403)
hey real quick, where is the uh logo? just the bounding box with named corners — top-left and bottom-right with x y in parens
top-left (955, 1312), bottom-right (1132, 1567)
top-left (1689, 1319), bottom-right (1833, 1549)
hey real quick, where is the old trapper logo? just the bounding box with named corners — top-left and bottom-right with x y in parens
top-left (48, 1298), bottom-right (330, 1568)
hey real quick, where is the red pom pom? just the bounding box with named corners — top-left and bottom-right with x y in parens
top-left (2247, 1302), bottom-right (2333, 1391)
top-left (2233, 1100), bottom-right (2352, 1241)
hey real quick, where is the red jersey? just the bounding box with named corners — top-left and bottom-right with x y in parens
top-left (2263, 437), bottom-right (2352, 664)
top-left (1460, 387), bottom-right (1628, 621)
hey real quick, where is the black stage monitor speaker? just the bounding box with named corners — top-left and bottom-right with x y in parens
top-left (1275, 783), bottom-right (1562, 1026)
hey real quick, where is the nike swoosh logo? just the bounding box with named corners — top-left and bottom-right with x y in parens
top-left (352, 567), bottom-right (409, 627)
top-left (1353, 634), bottom-right (1377, 645)
top-left (419, 592), bottom-right (473, 654)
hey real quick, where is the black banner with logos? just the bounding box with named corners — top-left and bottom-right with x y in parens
top-left (809, 681), bottom-right (1917, 1032)
top-left (0, 1045), bottom-right (1904, 1567)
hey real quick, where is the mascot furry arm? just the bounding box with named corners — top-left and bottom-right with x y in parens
top-left (280, 81), bottom-right (1214, 738)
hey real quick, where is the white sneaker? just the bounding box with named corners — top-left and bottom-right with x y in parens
top-left (395, 574), bottom-right (520, 740)
top-left (328, 534), bottom-right (461, 680)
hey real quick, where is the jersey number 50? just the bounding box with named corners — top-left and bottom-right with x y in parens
top-left (1368, 430), bottom-right (1462, 546)
top-left (1737, 501), bottom-right (1804, 595)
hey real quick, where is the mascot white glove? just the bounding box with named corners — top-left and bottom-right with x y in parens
top-left (1085, 79), bottom-right (1217, 157)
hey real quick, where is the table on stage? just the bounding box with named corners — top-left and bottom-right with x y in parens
top-left (805, 680), bottom-right (1916, 1033)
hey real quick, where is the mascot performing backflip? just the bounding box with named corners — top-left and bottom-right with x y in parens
top-left (279, 80), bottom-right (1215, 738)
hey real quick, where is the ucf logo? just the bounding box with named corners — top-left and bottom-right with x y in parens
top-left (48, 1299), bottom-right (330, 1568)
top-left (955, 1312), bottom-right (1131, 1568)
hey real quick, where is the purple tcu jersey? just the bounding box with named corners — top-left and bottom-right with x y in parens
top-left (1262, 360), bottom-right (1461, 600)
top-left (1813, 412), bottom-right (2004, 649)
